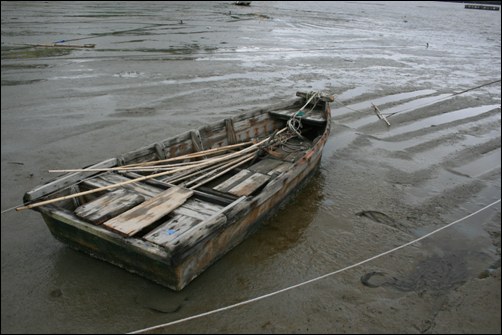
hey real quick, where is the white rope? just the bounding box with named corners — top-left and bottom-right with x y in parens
top-left (287, 90), bottom-right (322, 140)
top-left (128, 199), bottom-right (501, 334)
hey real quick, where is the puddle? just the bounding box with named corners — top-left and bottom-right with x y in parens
top-left (1, 46), bottom-right (73, 59)
top-left (1, 79), bottom-right (46, 86)
top-left (410, 186), bottom-right (500, 255)
top-left (345, 94), bottom-right (452, 129)
top-left (372, 126), bottom-right (501, 152)
top-left (361, 253), bottom-right (469, 296)
top-left (161, 72), bottom-right (277, 85)
top-left (384, 94), bottom-right (453, 117)
top-left (321, 130), bottom-right (360, 161)
top-left (336, 86), bottom-right (372, 100)
top-left (403, 169), bottom-right (469, 199)
top-left (331, 89), bottom-right (437, 116)
top-left (113, 71), bottom-right (143, 78)
top-left (453, 148), bottom-right (501, 178)
top-left (383, 104), bottom-right (501, 138)
top-left (50, 74), bottom-right (102, 80)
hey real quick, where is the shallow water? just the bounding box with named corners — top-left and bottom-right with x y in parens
top-left (1, 1), bottom-right (501, 334)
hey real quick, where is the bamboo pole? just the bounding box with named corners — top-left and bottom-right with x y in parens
top-left (190, 154), bottom-right (256, 190)
top-left (16, 164), bottom-right (198, 211)
top-left (47, 139), bottom-right (256, 173)
top-left (16, 128), bottom-right (286, 211)
top-left (167, 159), bottom-right (232, 184)
top-left (120, 140), bottom-right (255, 169)
top-left (185, 153), bottom-right (255, 187)
top-left (48, 157), bottom-right (217, 173)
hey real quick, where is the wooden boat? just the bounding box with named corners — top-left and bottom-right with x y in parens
top-left (19, 91), bottom-right (333, 290)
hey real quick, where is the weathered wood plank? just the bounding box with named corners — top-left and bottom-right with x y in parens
top-left (228, 172), bottom-right (270, 196)
top-left (213, 169), bottom-right (252, 193)
top-left (99, 173), bottom-right (162, 198)
top-left (74, 189), bottom-right (145, 225)
top-left (232, 114), bottom-right (278, 143)
top-left (168, 196), bottom-right (248, 258)
top-left (86, 173), bottom-right (227, 220)
top-left (248, 158), bottom-right (283, 175)
top-left (267, 161), bottom-right (292, 176)
top-left (145, 193), bottom-right (231, 249)
top-left (170, 208), bottom-right (207, 221)
top-left (177, 199), bottom-right (223, 216)
top-left (143, 214), bottom-right (201, 247)
top-left (121, 171), bottom-right (234, 206)
top-left (103, 186), bottom-right (194, 237)
top-left (225, 119), bottom-right (237, 145)
top-left (191, 130), bottom-right (205, 153)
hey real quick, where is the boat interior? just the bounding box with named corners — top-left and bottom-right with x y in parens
top-left (27, 95), bottom-right (329, 252)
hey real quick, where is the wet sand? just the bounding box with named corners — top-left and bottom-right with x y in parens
top-left (1, 1), bottom-right (500, 333)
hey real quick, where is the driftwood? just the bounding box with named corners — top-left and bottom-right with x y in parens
top-left (371, 103), bottom-right (391, 126)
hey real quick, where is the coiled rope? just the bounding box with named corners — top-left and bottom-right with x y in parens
top-left (287, 90), bottom-right (323, 140)
top-left (128, 199), bottom-right (500, 334)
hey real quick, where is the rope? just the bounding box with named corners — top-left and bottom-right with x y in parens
top-left (287, 90), bottom-right (323, 140)
top-left (128, 199), bottom-right (500, 334)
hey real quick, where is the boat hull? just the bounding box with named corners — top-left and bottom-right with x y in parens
top-left (40, 149), bottom-right (323, 290)
top-left (26, 94), bottom-right (332, 290)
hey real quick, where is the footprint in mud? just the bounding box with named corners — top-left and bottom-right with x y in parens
top-left (134, 285), bottom-right (187, 313)
top-left (361, 253), bottom-right (468, 296)
top-left (355, 210), bottom-right (405, 230)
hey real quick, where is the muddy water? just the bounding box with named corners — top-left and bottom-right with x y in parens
top-left (1, 1), bottom-right (500, 333)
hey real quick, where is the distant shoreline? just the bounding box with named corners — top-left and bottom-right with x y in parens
top-left (439, 1), bottom-right (501, 5)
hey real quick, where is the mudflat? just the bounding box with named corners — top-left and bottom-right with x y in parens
top-left (1, 1), bottom-right (500, 333)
